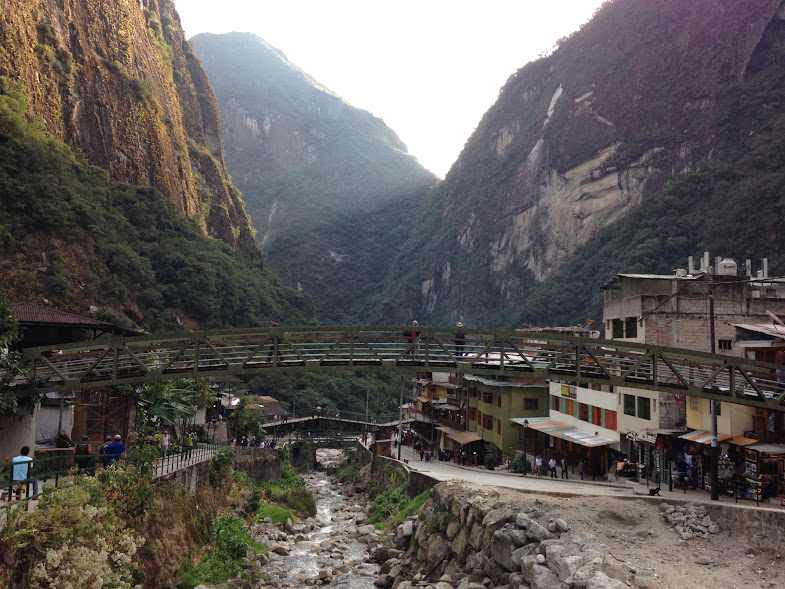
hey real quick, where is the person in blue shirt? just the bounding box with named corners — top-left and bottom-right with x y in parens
top-left (104, 434), bottom-right (126, 466)
top-left (11, 446), bottom-right (38, 498)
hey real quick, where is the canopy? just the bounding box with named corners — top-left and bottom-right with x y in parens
top-left (510, 417), bottom-right (616, 447)
top-left (446, 431), bottom-right (482, 445)
top-left (745, 443), bottom-right (785, 455)
top-left (678, 430), bottom-right (733, 445)
top-left (436, 426), bottom-right (482, 445)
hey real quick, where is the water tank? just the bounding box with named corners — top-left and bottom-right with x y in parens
top-left (717, 258), bottom-right (737, 276)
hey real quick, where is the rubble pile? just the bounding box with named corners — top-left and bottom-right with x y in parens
top-left (372, 481), bottom-right (653, 589)
top-left (659, 502), bottom-right (720, 541)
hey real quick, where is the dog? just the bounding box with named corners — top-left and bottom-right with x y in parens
top-left (648, 486), bottom-right (661, 496)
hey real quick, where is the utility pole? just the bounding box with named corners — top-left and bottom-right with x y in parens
top-left (709, 290), bottom-right (719, 500)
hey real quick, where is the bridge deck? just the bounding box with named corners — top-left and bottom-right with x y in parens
top-left (12, 326), bottom-right (785, 410)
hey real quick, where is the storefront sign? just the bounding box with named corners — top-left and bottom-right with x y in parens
top-left (560, 385), bottom-right (577, 399)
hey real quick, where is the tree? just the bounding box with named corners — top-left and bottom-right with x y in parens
top-left (0, 295), bottom-right (39, 418)
top-left (135, 379), bottom-right (213, 438)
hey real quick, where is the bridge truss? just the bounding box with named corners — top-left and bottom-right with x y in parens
top-left (15, 326), bottom-right (785, 410)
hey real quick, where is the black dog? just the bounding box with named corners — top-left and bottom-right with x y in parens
top-left (648, 486), bottom-right (661, 496)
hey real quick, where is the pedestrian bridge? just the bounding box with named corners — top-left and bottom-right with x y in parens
top-left (14, 325), bottom-right (785, 410)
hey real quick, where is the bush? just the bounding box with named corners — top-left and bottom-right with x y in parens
top-left (209, 446), bottom-right (235, 488)
top-left (0, 469), bottom-right (146, 588)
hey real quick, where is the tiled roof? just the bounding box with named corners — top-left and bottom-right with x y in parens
top-left (13, 302), bottom-right (112, 328)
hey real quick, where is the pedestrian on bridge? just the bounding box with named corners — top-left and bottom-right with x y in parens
top-left (454, 322), bottom-right (466, 357)
top-left (267, 319), bottom-right (281, 362)
top-left (404, 320), bottom-right (421, 359)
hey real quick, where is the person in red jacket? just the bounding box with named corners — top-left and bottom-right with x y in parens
top-left (403, 320), bottom-right (421, 359)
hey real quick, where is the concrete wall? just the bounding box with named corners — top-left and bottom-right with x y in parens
top-left (356, 441), bottom-right (439, 498)
top-left (234, 447), bottom-right (283, 481)
top-left (0, 409), bottom-right (37, 462)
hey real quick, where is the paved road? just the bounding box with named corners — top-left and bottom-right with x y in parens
top-left (394, 444), bottom-right (785, 510)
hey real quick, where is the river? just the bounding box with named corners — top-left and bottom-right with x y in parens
top-left (252, 450), bottom-right (380, 587)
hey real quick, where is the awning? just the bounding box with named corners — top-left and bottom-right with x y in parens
top-left (725, 436), bottom-right (758, 446)
top-left (416, 396), bottom-right (430, 403)
top-left (645, 428), bottom-right (687, 435)
top-left (678, 430), bottom-right (733, 444)
top-left (440, 404), bottom-right (462, 411)
top-left (510, 417), bottom-right (615, 447)
top-left (445, 431), bottom-right (482, 445)
top-left (745, 443), bottom-right (785, 455)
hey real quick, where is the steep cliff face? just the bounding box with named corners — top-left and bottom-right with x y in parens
top-left (0, 0), bottom-right (253, 247)
top-left (387, 0), bottom-right (785, 325)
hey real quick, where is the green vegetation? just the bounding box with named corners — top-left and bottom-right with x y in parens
top-left (190, 32), bottom-right (436, 323)
top-left (337, 460), bottom-right (428, 530)
top-left (0, 294), bottom-right (38, 418)
top-left (177, 513), bottom-right (267, 589)
top-left (0, 79), bottom-right (313, 330)
top-left (209, 446), bottom-right (237, 488)
top-left (0, 464), bottom-right (154, 587)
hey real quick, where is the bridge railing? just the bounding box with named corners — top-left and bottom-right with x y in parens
top-left (13, 326), bottom-right (785, 410)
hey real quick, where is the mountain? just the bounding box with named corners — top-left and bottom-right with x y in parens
top-left (190, 32), bottom-right (437, 321)
top-left (379, 0), bottom-right (785, 328)
top-left (0, 1), bottom-right (312, 329)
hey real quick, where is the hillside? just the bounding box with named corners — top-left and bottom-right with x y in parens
top-left (0, 1), bottom-right (312, 329)
top-left (190, 32), bottom-right (437, 321)
top-left (379, 0), bottom-right (785, 328)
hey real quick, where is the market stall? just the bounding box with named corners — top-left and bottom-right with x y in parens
top-left (743, 443), bottom-right (785, 502)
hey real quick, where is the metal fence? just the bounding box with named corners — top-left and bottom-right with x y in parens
top-left (1, 443), bottom-right (221, 506)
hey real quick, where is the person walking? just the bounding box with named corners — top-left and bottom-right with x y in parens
top-left (578, 459), bottom-right (586, 480)
top-left (560, 457), bottom-right (568, 479)
top-left (267, 319), bottom-right (281, 362)
top-left (104, 434), bottom-right (126, 466)
top-left (74, 435), bottom-right (93, 474)
top-left (454, 322), bottom-right (466, 358)
top-left (535, 455), bottom-right (542, 476)
top-left (161, 430), bottom-right (170, 458)
top-left (403, 320), bottom-right (421, 359)
top-left (11, 446), bottom-right (38, 499)
top-left (549, 457), bottom-right (557, 478)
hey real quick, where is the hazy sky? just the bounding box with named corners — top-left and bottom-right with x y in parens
top-left (175, 0), bottom-right (606, 178)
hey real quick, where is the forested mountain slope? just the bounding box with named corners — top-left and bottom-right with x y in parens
top-left (0, 1), bottom-right (312, 329)
top-left (379, 0), bottom-right (785, 328)
top-left (190, 32), bottom-right (437, 321)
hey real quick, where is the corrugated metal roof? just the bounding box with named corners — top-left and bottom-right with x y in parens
top-left (13, 302), bottom-right (112, 328)
top-left (733, 323), bottom-right (785, 340)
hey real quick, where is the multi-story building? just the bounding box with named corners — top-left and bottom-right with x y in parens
top-left (465, 375), bottom-right (548, 465)
top-left (601, 255), bottom-right (785, 485)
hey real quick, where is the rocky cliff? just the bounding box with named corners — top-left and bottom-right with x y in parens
top-left (384, 0), bottom-right (785, 326)
top-left (0, 0), bottom-right (253, 247)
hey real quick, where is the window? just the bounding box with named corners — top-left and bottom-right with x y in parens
top-left (718, 339), bottom-right (732, 351)
top-left (579, 402), bottom-right (589, 422)
top-left (497, 396), bottom-right (502, 408)
top-left (637, 397), bottom-right (651, 420)
top-left (605, 410), bottom-right (617, 430)
top-left (468, 408), bottom-right (477, 422)
top-left (624, 394), bottom-right (636, 416)
top-left (497, 420), bottom-right (502, 435)
top-left (625, 317), bottom-right (638, 338)
top-left (525, 398), bottom-right (539, 411)
top-left (483, 414), bottom-right (493, 429)
top-left (690, 396), bottom-right (698, 410)
top-left (612, 318), bottom-right (625, 339)
top-left (482, 392), bottom-right (493, 404)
